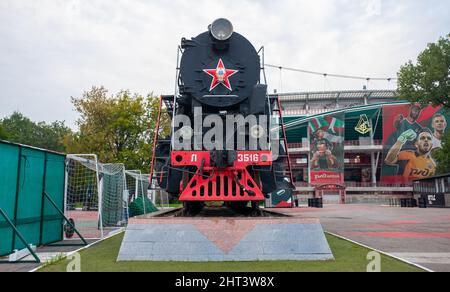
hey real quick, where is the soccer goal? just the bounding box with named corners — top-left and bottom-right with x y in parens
top-left (65, 154), bottom-right (128, 239)
top-left (125, 170), bottom-right (159, 216)
top-left (101, 163), bottom-right (129, 227)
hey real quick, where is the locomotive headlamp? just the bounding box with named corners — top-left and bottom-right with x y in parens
top-left (210, 18), bottom-right (233, 41)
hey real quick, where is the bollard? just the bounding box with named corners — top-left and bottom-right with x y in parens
top-left (400, 198), bottom-right (406, 208)
top-left (315, 198), bottom-right (323, 209)
top-left (406, 199), bottom-right (412, 208)
top-left (418, 197), bottom-right (427, 208)
top-left (309, 198), bottom-right (323, 208)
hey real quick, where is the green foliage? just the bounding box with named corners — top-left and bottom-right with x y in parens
top-left (64, 86), bottom-right (170, 172)
top-left (434, 131), bottom-right (450, 174)
top-left (397, 34), bottom-right (450, 110)
top-left (397, 34), bottom-right (450, 174)
top-left (0, 112), bottom-right (71, 152)
top-left (41, 253), bottom-right (67, 268)
top-left (0, 123), bottom-right (9, 140)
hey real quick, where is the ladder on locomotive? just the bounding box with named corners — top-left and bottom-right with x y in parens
top-left (148, 95), bottom-right (173, 192)
top-left (270, 95), bottom-right (295, 186)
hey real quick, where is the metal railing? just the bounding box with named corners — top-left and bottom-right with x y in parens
top-left (345, 182), bottom-right (413, 188)
top-left (295, 182), bottom-right (413, 188)
top-left (288, 143), bottom-right (308, 149)
top-left (283, 108), bottom-right (331, 116)
top-left (288, 140), bottom-right (382, 149)
top-left (344, 140), bottom-right (382, 146)
top-left (413, 183), bottom-right (450, 193)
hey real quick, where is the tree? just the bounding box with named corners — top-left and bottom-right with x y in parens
top-left (64, 86), bottom-right (170, 172)
top-left (1, 112), bottom-right (71, 152)
top-left (434, 132), bottom-right (450, 174)
top-left (397, 34), bottom-right (450, 174)
top-left (0, 122), bottom-right (9, 140)
top-left (397, 34), bottom-right (450, 110)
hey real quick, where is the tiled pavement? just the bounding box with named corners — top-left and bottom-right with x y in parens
top-left (277, 205), bottom-right (450, 272)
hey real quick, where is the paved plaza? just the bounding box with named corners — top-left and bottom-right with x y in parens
top-left (278, 205), bottom-right (450, 272)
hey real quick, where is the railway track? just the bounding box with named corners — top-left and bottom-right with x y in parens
top-left (154, 205), bottom-right (289, 218)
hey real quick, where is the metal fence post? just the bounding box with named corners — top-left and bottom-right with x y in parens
top-left (39, 152), bottom-right (48, 246)
top-left (43, 192), bottom-right (88, 246)
top-left (11, 146), bottom-right (22, 252)
top-left (0, 208), bottom-right (40, 263)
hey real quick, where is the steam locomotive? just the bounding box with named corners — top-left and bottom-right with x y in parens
top-left (154, 19), bottom-right (293, 213)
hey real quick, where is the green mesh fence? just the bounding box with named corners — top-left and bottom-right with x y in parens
top-left (128, 196), bottom-right (158, 217)
top-left (0, 141), bottom-right (65, 257)
top-left (101, 164), bottom-right (126, 227)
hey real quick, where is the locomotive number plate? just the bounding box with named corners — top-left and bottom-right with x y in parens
top-left (237, 153), bottom-right (260, 163)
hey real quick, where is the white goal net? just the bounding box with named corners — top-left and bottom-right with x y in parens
top-left (125, 170), bottom-right (166, 215)
top-left (64, 154), bottom-right (128, 239)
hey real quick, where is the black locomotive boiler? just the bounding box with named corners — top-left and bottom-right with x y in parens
top-left (154, 19), bottom-right (293, 212)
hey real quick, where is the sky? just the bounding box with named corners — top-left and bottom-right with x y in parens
top-left (0, 0), bottom-right (449, 129)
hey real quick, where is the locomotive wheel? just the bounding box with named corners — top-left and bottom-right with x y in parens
top-left (250, 201), bottom-right (263, 216)
top-left (183, 202), bottom-right (204, 216)
top-left (227, 201), bottom-right (249, 214)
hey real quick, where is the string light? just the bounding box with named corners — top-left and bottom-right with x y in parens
top-left (266, 64), bottom-right (397, 82)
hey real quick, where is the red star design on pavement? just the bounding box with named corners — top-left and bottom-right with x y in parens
top-left (203, 59), bottom-right (239, 91)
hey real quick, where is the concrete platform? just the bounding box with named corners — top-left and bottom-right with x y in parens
top-left (117, 217), bottom-right (333, 262)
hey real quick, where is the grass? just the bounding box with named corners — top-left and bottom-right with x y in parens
top-left (40, 253), bottom-right (67, 269)
top-left (167, 204), bottom-right (183, 208)
top-left (154, 203), bottom-right (183, 208)
top-left (38, 232), bottom-right (424, 272)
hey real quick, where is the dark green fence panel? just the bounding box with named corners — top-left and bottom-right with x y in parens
top-left (41, 153), bottom-right (65, 244)
top-left (14, 148), bottom-right (46, 251)
top-left (0, 143), bottom-right (20, 256)
top-left (0, 141), bottom-right (65, 256)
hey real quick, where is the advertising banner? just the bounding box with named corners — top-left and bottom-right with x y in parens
top-left (309, 113), bottom-right (345, 184)
top-left (381, 104), bottom-right (449, 183)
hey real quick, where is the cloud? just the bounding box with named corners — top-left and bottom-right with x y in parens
top-left (0, 0), bottom-right (449, 129)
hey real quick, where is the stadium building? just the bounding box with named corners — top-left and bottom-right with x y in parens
top-left (276, 90), bottom-right (449, 205)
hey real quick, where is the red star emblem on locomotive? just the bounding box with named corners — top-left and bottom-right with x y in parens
top-left (203, 59), bottom-right (239, 91)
